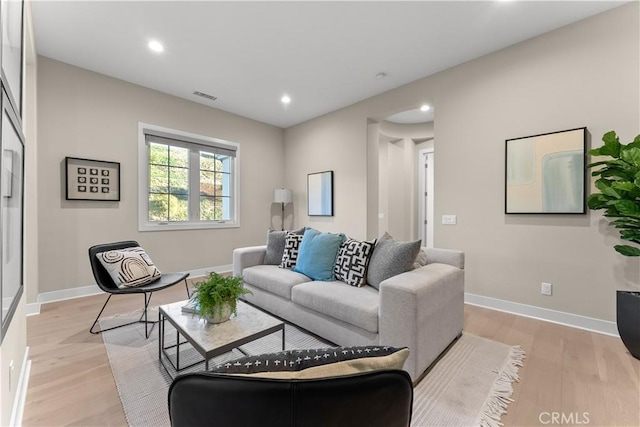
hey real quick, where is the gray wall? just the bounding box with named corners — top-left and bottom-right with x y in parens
top-left (284, 4), bottom-right (640, 322)
top-left (36, 57), bottom-right (285, 296)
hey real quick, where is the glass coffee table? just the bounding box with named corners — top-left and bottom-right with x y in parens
top-left (158, 300), bottom-right (284, 378)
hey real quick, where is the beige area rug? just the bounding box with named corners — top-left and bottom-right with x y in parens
top-left (101, 310), bottom-right (524, 427)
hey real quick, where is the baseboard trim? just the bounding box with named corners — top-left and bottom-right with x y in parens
top-left (27, 264), bottom-right (232, 316)
top-left (9, 346), bottom-right (30, 427)
top-left (465, 293), bottom-right (619, 337)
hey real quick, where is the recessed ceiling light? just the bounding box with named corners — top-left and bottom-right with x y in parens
top-left (420, 105), bottom-right (431, 112)
top-left (281, 95), bottom-right (291, 104)
top-left (376, 72), bottom-right (387, 80)
top-left (148, 40), bottom-right (164, 53)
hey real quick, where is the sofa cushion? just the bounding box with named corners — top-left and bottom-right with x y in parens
top-left (210, 346), bottom-right (409, 379)
top-left (293, 228), bottom-right (346, 281)
top-left (243, 265), bottom-right (312, 300)
top-left (367, 233), bottom-right (421, 290)
top-left (292, 281), bottom-right (379, 333)
top-left (413, 250), bottom-right (428, 270)
top-left (279, 233), bottom-right (305, 269)
top-left (264, 227), bottom-right (306, 265)
top-left (334, 238), bottom-right (376, 287)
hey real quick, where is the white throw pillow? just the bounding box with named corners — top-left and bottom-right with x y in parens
top-left (96, 246), bottom-right (161, 288)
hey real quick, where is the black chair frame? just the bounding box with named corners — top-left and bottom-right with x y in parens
top-left (88, 240), bottom-right (190, 338)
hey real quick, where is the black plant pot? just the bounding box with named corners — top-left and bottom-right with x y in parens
top-left (617, 290), bottom-right (640, 360)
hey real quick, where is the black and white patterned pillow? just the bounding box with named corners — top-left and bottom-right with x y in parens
top-left (334, 239), bottom-right (376, 287)
top-left (279, 233), bottom-right (304, 269)
top-left (211, 345), bottom-right (409, 379)
top-left (96, 246), bottom-right (161, 289)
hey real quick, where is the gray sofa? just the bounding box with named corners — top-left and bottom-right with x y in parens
top-left (233, 245), bottom-right (465, 382)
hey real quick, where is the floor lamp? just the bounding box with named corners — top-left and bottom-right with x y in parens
top-left (274, 188), bottom-right (293, 231)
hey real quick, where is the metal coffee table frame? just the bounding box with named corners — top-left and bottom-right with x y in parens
top-left (158, 301), bottom-right (285, 379)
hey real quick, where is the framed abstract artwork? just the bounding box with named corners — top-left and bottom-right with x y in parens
top-left (308, 170), bottom-right (333, 216)
top-left (65, 157), bottom-right (121, 201)
top-left (505, 127), bottom-right (586, 214)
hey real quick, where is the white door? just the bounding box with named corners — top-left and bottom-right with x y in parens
top-left (418, 149), bottom-right (434, 247)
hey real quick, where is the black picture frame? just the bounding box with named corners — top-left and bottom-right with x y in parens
top-left (1, 0), bottom-right (24, 118)
top-left (0, 88), bottom-right (25, 343)
top-left (307, 170), bottom-right (334, 216)
top-left (505, 127), bottom-right (587, 214)
top-left (65, 157), bottom-right (121, 201)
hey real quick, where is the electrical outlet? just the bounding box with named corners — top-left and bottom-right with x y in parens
top-left (541, 282), bottom-right (552, 296)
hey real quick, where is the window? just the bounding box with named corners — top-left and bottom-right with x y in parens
top-left (138, 123), bottom-right (239, 231)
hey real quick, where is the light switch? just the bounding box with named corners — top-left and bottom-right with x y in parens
top-left (378, 213), bottom-right (385, 219)
top-left (442, 214), bottom-right (457, 225)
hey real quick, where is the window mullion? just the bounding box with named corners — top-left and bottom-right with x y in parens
top-left (188, 149), bottom-right (200, 221)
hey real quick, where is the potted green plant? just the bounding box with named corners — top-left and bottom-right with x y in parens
top-left (587, 130), bottom-right (640, 359)
top-left (191, 272), bottom-right (252, 324)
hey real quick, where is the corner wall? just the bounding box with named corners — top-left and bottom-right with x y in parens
top-left (37, 57), bottom-right (285, 295)
top-left (283, 3), bottom-right (640, 323)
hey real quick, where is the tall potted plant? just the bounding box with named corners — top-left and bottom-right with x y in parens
top-left (587, 130), bottom-right (640, 359)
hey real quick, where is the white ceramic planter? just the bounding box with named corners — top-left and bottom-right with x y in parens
top-left (205, 303), bottom-right (233, 324)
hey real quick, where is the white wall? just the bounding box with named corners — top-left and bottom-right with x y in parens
top-left (37, 57), bottom-right (285, 295)
top-left (284, 4), bottom-right (640, 322)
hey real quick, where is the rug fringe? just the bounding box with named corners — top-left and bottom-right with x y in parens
top-left (477, 345), bottom-right (525, 427)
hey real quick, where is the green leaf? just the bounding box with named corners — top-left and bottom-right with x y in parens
top-left (595, 179), bottom-right (621, 199)
top-left (602, 131), bottom-right (622, 158)
top-left (611, 218), bottom-right (640, 228)
top-left (614, 199), bottom-right (640, 217)
top-left (621, 147), bottom-right (640, 167)
top-left (620, 229), bottom-right (640, 243)
top-left (586, 160), bottom-right (612, 169)
top-left (634, 134), bottom-right (640, 144)
top-left (612, 181), bottom-right (636, 192)
top-left (587, 194), bottom-right (608, 210)
top-left (614, 245), bottom-right (640, 257)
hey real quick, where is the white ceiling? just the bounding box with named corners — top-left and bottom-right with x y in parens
top-left (32, 1), bottom-right (626, 129)
top-left (386, 108), bottom-right (435, 124)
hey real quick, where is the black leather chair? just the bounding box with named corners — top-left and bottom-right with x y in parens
top-left (168, 370), bottom-right (413, 427)
top-left (88, 240), bottom-right (190, 338)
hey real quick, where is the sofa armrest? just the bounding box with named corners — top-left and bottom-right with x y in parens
top-left (424, 248), bottom-right (464, 270)
top-left (233, 246), bottom-right (267, 277)
top-left (379, 263), bottom-right (464, 382)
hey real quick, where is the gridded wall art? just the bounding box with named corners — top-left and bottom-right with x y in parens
top-left (65, 157), bottom-right (121, 201)
top-left (505, 127), bottom-right (586, 214)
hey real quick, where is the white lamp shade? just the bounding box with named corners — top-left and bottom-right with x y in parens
top-left (274, 188), bottom-right (293, 204)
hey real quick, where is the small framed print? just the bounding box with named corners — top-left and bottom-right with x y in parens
top-left (65, 157), bottom-right (120, 201)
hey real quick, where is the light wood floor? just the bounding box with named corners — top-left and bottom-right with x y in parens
top-left (23, 283), bottom-right (640, 426)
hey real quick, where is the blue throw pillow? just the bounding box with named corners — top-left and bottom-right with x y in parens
top-left (293, 228), bottom-right (346, 281)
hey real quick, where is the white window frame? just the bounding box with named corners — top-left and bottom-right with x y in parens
top-left (138, 122), bottom-right (240, 232)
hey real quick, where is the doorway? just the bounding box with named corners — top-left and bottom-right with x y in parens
top-left (418, 148), bottom-right (434, 247)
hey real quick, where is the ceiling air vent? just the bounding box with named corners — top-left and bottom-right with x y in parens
top-left (193, 91), bottom-right (217, 101)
